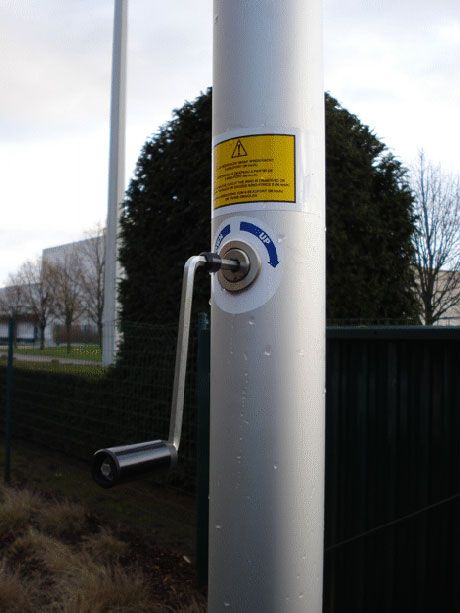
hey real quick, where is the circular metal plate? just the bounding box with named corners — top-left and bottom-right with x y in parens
top-left (218, 240), bottom-right (261, 291)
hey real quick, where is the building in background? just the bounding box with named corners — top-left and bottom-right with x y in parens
top-left (0, 234), bottom-right (105, 346)
top-left (425, 270), bottom-right (460, 326)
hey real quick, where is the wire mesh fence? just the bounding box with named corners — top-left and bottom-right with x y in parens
top-left (327, 315), bottom-right (460, 327)
top-left (0, 315), bottom-right (208, 492)
top-left (2, 314), bottom-right (460, 607)
top-left (2, 313), bottom-right (459, 491)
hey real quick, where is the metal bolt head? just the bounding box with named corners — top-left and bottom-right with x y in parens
top-left (218, 240), bottom-right (261, 292)
top-left (221, 249), bottom-right (250, 283)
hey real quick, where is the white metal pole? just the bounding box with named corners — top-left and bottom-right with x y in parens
top-left (102, 0), bottom-right (127, 366)
top-left (209, 0), bottom-right (325, 610)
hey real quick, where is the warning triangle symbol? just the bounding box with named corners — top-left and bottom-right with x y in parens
top-left (231, 139), bottom-right (248, 158)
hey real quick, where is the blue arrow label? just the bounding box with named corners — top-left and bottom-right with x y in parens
top-left (240, 222), bottom-right (279, 267)
top-left (215, 224), bottom-right (231, 251)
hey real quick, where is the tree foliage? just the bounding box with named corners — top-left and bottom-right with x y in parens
top-left (0, 281), bottom-right (24, 318)
top-left (13, 258), bottom-right (55, 349)
top-left (48, 251), bottom-right (85, 353)
top-left (411, 151), bottom-right (460, 324)
top-left (119, 89), bottom-right (418, 325)
top-left (0, 280), bottom-right (27, 347)
top-left (119, 91), bottom-right (212, 324)
top-left (325, 95), bottom-right (418, 321)
top-left (78, 226), bottom-right (106, 346)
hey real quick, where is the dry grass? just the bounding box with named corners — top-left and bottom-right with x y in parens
top-left (11, 528), bottom-right (79, 573)
top-left (36, 498), bottom-right (86, 537)
top-left (0, 561), bottom-right (35, 612)
top-left (82, 527), bottom-right (129, 563)
top-left (53, 563), bottom-right (153, 613)
top-left (0, 487), bottom-right (42, 537)
top-left (0, 485), bottom-right (206, 612)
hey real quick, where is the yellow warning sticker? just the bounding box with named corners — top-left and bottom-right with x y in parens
top-left (213, 134), bottom-right (296, 209)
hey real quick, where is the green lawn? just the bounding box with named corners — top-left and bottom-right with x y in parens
top-left (11, 358), bottom-right (106, 378)
top-left (15, 344), bottom-right (102, 362)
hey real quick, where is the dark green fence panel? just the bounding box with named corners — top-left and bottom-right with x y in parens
top-left (2, 323), bottom-right (460, 609)
top-left (324, 327), bottom-right (460, 613)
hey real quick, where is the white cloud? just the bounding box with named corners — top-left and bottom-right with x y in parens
top-left (0, 132), bottom-right (108, 264)
top-left (324, 0), bottom-right (460, 171)
top-left (0, 0), bottom-right (458, 284)
top-left (0, 1), bottom-right (113, 140)
top-left (0, 0), bottom-right (212, 284)
top-left (438, 21), bottom-right (460, 44)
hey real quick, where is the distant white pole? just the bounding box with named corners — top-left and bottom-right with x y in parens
top-left (102, 0), bottom-right (127, 366)
top-left (209, 0), bottom-right (325, 610)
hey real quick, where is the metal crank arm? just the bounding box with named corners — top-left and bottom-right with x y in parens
top-left (92, 252), bottom-right (241, 488)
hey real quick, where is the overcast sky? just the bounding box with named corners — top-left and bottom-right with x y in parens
top-left (1, 0), bottom-right (459, 285)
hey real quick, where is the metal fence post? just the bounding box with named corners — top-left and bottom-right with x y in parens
top-left (195, 312), bottom-right (210, 587)
top-left (4, 317), bottom-right (14, 484)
